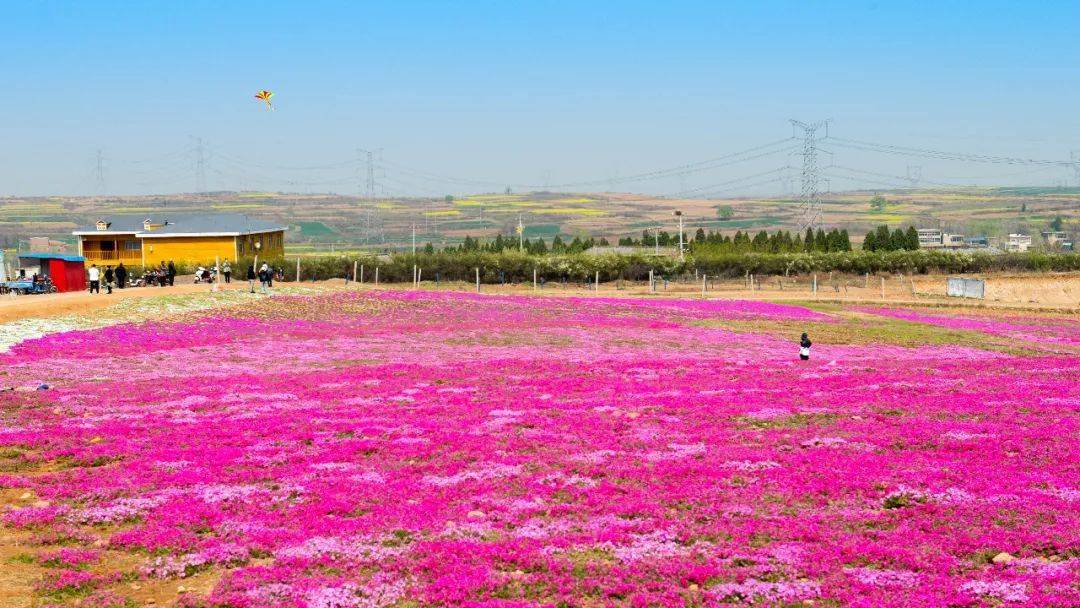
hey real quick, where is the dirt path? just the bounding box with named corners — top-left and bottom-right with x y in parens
top-left (0, 283), bottom-right (253, 324)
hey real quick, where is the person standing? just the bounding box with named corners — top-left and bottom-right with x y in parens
top-left (799, 333), bottom-right (812, 361)
top-left (247, 264), bottom-right (257, 293)
top-left (115, 262), bottom-right (127, 289)
top-left (103, 265), bottom-right (114, 294)
top-left (87, 264), bottom-right (100, 294)
top-left (258, 263), bottom-right (270, 294)
top-left (167, 261), bottom-right (177, 286)
top-left (222, 260), bottom-right (232, 284)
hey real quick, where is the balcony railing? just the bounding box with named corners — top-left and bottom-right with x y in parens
top-left (82, 249), bottom-right (144, 263)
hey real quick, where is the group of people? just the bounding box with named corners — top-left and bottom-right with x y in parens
top-left (87, 260), bottom-right (179, 294)
top-left (87, 263), bottom-right (127, 294)
top-left (248, 262), bottom-right (278, 293)
top-left (86, 260), bottom-right (284, 295)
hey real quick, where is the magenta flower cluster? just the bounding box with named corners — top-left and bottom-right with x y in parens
top-left (1, 291), bottom-right (1077, 606)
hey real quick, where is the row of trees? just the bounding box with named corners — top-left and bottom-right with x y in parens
top-left (277, 249), bottom-right (1080, 284)
top-left (862, 225), bottom-right (921, 252)
top-left (445, 234), bottom-right (609, 255)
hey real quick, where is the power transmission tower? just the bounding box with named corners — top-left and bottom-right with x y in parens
top-left (1071, 151), bottom-right (1080, 187)
top-left (790, 119), bottom-right (829, 230)
top-left (906, 165), bottom-right (922, 188)
top-left (194, 138), bottom-right (207, 193)
top-left (366, 151), bottom-right (376, 199)
top-left (94, 149), bottom-right (106, 194)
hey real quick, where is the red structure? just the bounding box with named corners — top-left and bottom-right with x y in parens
top-left (18, 253), bottom-right (87, 293)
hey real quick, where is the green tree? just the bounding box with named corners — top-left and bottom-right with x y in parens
top-left (717, 205), bottom-right (735, 220)
top-left (904, 226), bottom-right (921, 250)
top-left (838, 229), bottom-right (852, 252)
top-left (870, 195), bottom-right (888, 212)
top-left (862, 231), bottom-right (877, 251)
top-left (445, 195), bottom-right (454, 204)
top-left (1050, 216), bottom-right (1064, 231)
top-left (814, 228), bottom-right (828, 252)
top-left (875, 225), bottom-right (892, 251)
top-left (803, 227), bottom-right (815, 252)
top-left (890, 228), bottom-right (906, 251)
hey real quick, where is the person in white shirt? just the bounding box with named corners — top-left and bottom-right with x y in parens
top-left (87, 264), bottom-right (100, 294)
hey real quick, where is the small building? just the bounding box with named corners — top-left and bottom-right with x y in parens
top-left (73, 214), bottom-right (287, 267)
top-left (964, 236), bottom-right (989, 248)
top-left (28, 237), bottom-right (70, 253)
top-left (1004, 234), bottom-right (1032, 252)
top-left (917, 228), bottom-right (943, 248)
top-left (17, 253), bottom-right (86, 292)
top-left (1041, 231), bottom-right (1069, 246)
top-left (942, 233), bottom-right (965, 249)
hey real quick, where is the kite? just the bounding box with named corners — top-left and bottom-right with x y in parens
top-left (254, 90), bottom-right (274, 110)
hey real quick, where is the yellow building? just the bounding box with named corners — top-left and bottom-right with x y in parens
top-left (74, 214), bottom-right (286, 267)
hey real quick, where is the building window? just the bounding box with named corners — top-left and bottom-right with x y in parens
top-left (124, 241), bottom-right (140, 251)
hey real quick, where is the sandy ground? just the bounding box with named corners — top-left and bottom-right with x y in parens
top-left (0, 282), bottom-right (255, 324)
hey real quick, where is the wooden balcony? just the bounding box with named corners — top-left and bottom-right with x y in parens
top-left (81, 249), bottom-right (144, 264)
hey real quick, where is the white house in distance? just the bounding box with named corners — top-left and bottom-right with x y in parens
top-left (917, 228), bottom-right (965, 249)
top-left (1005, 234), bottom-right (1032, 252)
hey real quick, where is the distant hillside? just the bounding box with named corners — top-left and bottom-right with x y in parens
top-left (1, 187), bottom-right (1076, 253)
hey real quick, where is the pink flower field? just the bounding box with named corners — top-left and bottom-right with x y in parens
top-left (1, 291), bottom-right (1077, 607)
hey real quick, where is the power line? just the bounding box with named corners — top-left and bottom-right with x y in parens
top-left (829, 136), bottom-right (1079, 167)
top-left (672, 166), bottom-right (794, 197)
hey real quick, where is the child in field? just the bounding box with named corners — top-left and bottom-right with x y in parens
top-left (799, 333), bottom-right (812, 361)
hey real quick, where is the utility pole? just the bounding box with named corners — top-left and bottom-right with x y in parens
top-left (674, 210), bottom-right (684, 261)
top-left (194, 137), bottom-right (207, 193)
top-left (906, 165), bottom-right (922, 188)
top-left (94, 149), bottom-right (106, 194)
top-left (790, 119), bottom-right (829, 231)
top-left (411, 223), bottom-right (416, 255)
top-left (653, 227), bottom-right (660, 256)
top-left (517, 215), bottom-right (524, 252)
top-left (366, 150), bottom-right (376, 199)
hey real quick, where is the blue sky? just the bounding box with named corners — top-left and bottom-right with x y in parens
top-left (2, 1), bottom-right (1079, 196)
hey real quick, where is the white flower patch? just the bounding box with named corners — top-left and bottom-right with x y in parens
top-left (722, 460), bottom-right (781, 472)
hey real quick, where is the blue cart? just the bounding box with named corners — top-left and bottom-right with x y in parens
top-left (0, 278), bottom-right (57, 295)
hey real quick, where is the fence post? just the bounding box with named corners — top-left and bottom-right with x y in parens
top-left (353, 260), bottom-right (358, 284)
top-left (533, 268), bottom-right (537, 291)
top-left (418, 267), bottom-right (422, 286)
top-left (649, 270), bottom-right (655, 293)
top-left (412, 264), bottom-right (417, 288)
top-left (864, 273), bottom-right (869, 289)
top-left (595, 270), bottom-right (600, 291)
top-left (295, 257), bottom-right (301, 283)
top-left (701, 274), bottom-right (706, 297)
top-left (374, 267), bottom-right (379, 286)
top-left (360, 265), bottom-right (364, 284)
top-left (475, 267), bottom-right (480, 293)
top-left (213, 256), bottom-right (220, 292)
top-left (750, 274), bottom-right (754, 291)
top-left (813, 274), bottom-right (817, 295)
top-left (881, 276), bottom-right (886, 300)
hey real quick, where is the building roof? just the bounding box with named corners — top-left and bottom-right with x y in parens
top-left (18, 252), bottom-right (86, 262)
top-left (73, 214), bottom-right (287, 237)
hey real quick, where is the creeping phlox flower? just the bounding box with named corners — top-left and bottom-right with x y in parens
top-left (0, 291), bottom-right (1077, 606)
